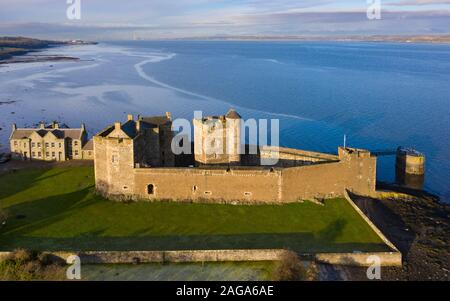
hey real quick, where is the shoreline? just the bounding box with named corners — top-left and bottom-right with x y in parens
top-left (337, 193), bottom-right (449, 280)
top-left (0, 37), bottom-right (95, 66)
top-left (0, 54), bottom-right (79, 65)
top-left (149, 35), bottom-right (450, 44)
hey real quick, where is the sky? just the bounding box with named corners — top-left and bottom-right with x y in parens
top-left (0, 0), bottom-right (449, 40)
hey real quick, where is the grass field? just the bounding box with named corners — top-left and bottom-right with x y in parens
top-left (0, 166), bottom-right (388, 252)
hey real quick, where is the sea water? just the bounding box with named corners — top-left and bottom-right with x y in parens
top-left (0, 41), bottom-right (448, 201)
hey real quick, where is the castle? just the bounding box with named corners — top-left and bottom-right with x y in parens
top-left (93, 109), bottom-right (377, 203)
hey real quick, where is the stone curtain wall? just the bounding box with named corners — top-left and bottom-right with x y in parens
top-left (95, 145), bottom-right (377, 203)
top-left (133, 167), bottom-right (282, 203)
top-left (105, 148), bottom-right (376, 203)
top-left (282, 154), bottom-right (377, 201)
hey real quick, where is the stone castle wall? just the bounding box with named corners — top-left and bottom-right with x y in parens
top-left (96, 146), bottom-right (376, 203)
top-left (93, 111), bottom-right (377, 203)
top-left (282, 150), bottom-right (376, 201)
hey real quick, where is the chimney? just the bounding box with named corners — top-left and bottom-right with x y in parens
top-left (136, 120), bottom-right (141, 132)
top-left (165, 112), bottom-right (172, 120)
top-left (39, 122), bottom-right (45, 129)
top-left (12, 123), bottom-right (17, 131)
top-left (114, 122), bottom-right (121, 130)
top-left (52, 121), bottom-right (59, 129)
top-left (127, 114), bottom-right (133, 121)
top-left (81, 123), bottom-right (85, 131)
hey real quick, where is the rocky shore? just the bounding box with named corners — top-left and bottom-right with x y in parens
top-left (337, 191), bottom-right (449, 281)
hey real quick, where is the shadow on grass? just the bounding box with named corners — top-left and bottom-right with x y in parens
top-left (0, 168), bottom-right (72, 200)
top-left (0, 232), bottom-right (389, 253)
top-left (0, 171), bottom-right (390, 254)
top-left (0, 188), bottom-right (389, 253)
top-left (0, 187), bottom-right (96, 237)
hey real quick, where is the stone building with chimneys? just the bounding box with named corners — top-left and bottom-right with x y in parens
top-left (9, 121), bottom-right (93, 161)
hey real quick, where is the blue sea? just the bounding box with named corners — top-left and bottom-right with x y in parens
top-left (0, 41), bottom-right (449, 201)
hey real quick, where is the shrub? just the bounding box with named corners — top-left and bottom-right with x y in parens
top-left (11, 248), bottom-right (35, 263)
top-left (0, 249), bottom-right (65, 280)
top-left (273, 251), bottom-right (307, 281)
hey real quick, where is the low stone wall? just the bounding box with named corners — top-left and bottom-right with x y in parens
top-left (344, 190), bottom-right (399, 251)
top-left (75, 249), bottom-right (287, 264)
top-left (314, 252), bottom-right (402, 267)
top-left (0, 249), bottom-right (401, 267)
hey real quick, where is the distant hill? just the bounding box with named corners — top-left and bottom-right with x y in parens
top-left (173, 34), bottom-right (450, 43)
top-left (0, 36), bottom-right (65, 60)
top-left (0, 37), bottom-right (96, 61)
top-left (0, 36), bottom-right (65, 49)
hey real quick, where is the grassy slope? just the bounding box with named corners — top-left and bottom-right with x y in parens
top-left (0, 37), bottom-right (64, 60)
top-left (0, 167), bottom-right (388, 252)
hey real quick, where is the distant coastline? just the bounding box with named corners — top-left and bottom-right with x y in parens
top-left (164, 35), bottom-right (450, 44)
top-left (0, 36), bottom-right (96, 65)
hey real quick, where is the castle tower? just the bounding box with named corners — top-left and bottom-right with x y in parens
top-left (193, 109), bottom-right (241, 166)
top-left (395, 147), bottom-right (425, 190)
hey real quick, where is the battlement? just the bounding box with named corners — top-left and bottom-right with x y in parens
top-left (338, 147), bottom-right (372, 159)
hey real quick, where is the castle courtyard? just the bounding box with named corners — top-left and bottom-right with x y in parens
top-left (0, 164), bottom-right (389, 253)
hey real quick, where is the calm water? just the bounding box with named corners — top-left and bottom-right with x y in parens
top-left (0, 41), bottom-right (449, 201)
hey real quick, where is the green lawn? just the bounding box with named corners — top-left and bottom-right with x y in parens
top-left (0, 167), bottom-right (388, 253)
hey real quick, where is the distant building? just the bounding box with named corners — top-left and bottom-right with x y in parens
top-left (9, 121), bottom-right (91, 161)
top-left (82, 139), bottom-right (94, 160)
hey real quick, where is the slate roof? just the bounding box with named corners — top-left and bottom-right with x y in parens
top-left (82, 139), bottom-right (94, 150)
top-left (11, 127), bottom-right (84, 140)
top-left (225, 109), bottom-right (241, 119)
top-left (120, 120), bottom-right (138, 138)
top-left (139, 116), bottom-right (171, 126)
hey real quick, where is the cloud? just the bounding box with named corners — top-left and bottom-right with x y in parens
top-left (1, 10), bottom-right (449, 40)
top-left (386, 0), bottom-right (450, 5)
top-left (0, 1), bottom-right (449, 38)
